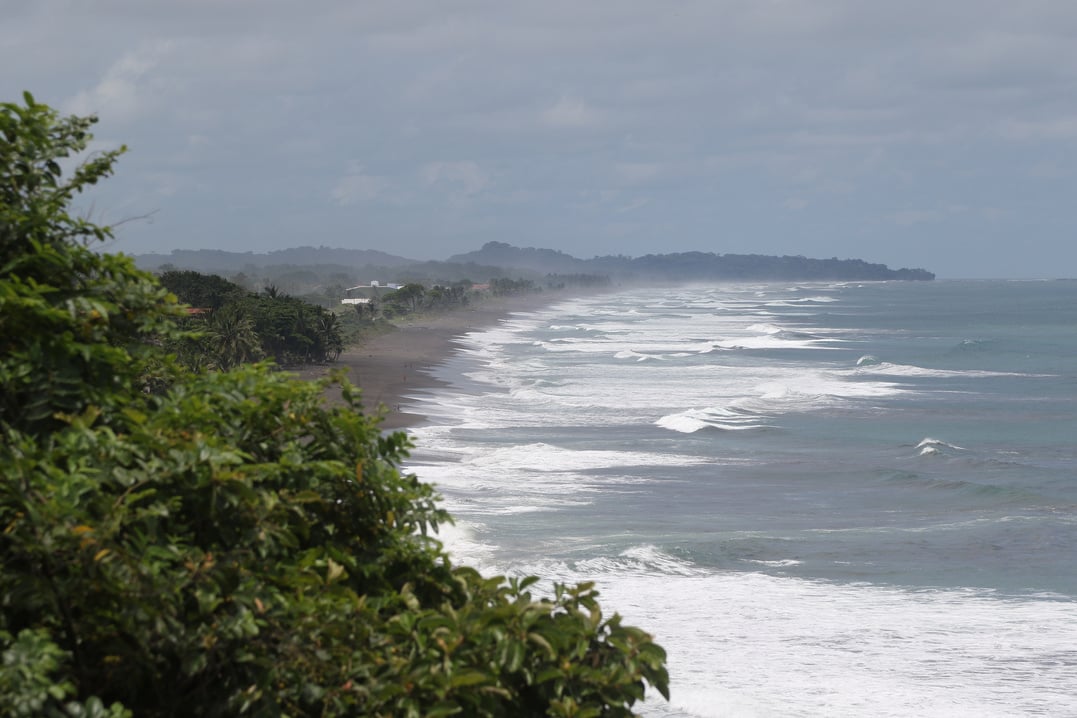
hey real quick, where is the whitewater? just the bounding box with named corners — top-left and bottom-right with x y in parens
top-left (404, 280), bottom-right (1077, 717)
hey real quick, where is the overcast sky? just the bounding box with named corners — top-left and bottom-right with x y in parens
top-left (4, 1), bottom-right (1077, 277)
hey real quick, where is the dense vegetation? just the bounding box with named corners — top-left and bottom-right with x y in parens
top-left (0, 94), bottom-right (668, 716)
top-left (378, 281), bottom-right (472, 318)
top-left (155, 266), bottom-right (555, 369)
top-left (157, 270), bottom-right (344, 369)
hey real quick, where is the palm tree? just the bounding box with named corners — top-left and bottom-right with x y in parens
top-left (316, 312), bottom-right (344, 362)
top-left (205, 305), bottom-right (262, 370)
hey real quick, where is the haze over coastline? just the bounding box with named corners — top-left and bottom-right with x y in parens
top-left (132, 242), bottom-right (935, 281)
top-left (5, 2), bottom-right (1077, 278)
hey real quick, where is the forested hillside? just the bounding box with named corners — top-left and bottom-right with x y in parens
top-left (450, 242), bottom-right (935, 280)
top-left (135, 240), bottom-right (934, 291)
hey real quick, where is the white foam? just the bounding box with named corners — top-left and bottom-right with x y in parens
top-left (657, 408), bottom-right (772, 433)
top-left (854, 361), bottom-right (1039, 379)
top-left (407, 283), bottom-right (1077, 717)
top-left (713, 335), bottom-right (839, 351)
top-left (479, 561), bottom-right (1077, 718)
top-left (408, 440), bottom-right (718, 518)
top-left (656, 414), bottom-right (712, 433)
top-left (652, 369), bottom-right (904, 434)
top-left (765, 296), bottom-right (839, 307)
top-left (457, 442), bottom-right (709, 472)
top-left (431, 519), bottom-right (497, 566)
top-left (745, 559), bottom-right (803, 567)
top-left (917, 437), bottom-right (967, 451)
top-left (437, 534), bottom-right (1077, 718)
top-left (619, 572), bottom-right (1077, 717)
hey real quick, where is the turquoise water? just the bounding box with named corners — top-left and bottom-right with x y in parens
top-left (406, 280), bottom-right (1077, 716)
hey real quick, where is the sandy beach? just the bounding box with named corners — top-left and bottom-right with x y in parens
top-left (295, 292), bottom-right (572, 430)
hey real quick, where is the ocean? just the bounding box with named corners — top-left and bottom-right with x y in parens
top-left (403, 280), bottom-right (1077, 717)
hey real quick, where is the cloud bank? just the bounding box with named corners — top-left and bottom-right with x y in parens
top-left (4, 1), bottom-right (1077, 277)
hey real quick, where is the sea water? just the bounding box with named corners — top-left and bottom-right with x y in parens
top-left (403, 280), bottom-right (1077, 717)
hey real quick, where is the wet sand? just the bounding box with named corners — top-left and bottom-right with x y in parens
top-left (295, 292), bottom-right (571, 430)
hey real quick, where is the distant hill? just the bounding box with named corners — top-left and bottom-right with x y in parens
top-left (133, 246), bottom-right (417, 273)
top-left (447, 242), bottom-right (585, 275)
top-left (450, 242), bottom-right (935, 281)
top-left (133, 242), bottom-right (934, 283)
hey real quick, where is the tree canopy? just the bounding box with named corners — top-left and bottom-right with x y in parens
top-left (0, 93), bottom-right (668, 716)
top-left (157, 272), bottom-right (345, 369)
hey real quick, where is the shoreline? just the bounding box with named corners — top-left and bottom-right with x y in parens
top-left (294, 290), bottom-right (579, 430)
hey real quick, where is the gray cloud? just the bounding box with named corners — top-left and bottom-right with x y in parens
top-left (3, 1), bottom-right (1077, 276)
top-left (332, 163), bottom-right (392, 206)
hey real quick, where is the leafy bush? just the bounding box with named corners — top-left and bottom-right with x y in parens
top-left (0, 93), bottom-right (668, 716)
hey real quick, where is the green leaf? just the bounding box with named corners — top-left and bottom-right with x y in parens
top-left (449, 671), bottom-right (488, 688)
top-left (425, 702), bottom-right (463, 717)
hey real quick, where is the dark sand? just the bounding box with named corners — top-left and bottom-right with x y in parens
top-left (295, 292), bottom-right (570, 430)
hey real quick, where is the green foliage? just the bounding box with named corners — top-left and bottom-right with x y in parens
top-left (381, 282), bottom-right (469, 319)
top-left (0, 629), bottom-right (131, 718)
top-left (159, 270), bottom-right (345, 368)
top-left (0, 628), bottom-right (73, 716)
top-left (424, 283), bottom-right (469, 312)
top-left (240, 291), bottom-right (342, 365)
top-left (382, 282), bottom-right (426, 316)
top-left (204, 303), bottom-right (263, 369)
top-left (158, 269), bottom-right (247, 310)
top-left (0, 95), bottom-right (669, 716)
top-left (0, 92), bottom-right (184, 435)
